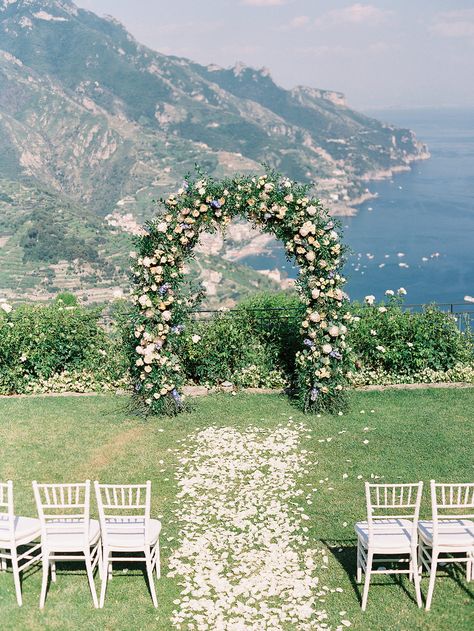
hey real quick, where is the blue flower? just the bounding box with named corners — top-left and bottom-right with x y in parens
top-left (158, 283), bottom-right (171, 295)
top-left (210, 199), bottom-right (221, 209)
top-left (171, 388), bottom-right (181, 403)
top-left (329, 349), bottom-right (342, 360)
top-left (171, 324), bottom-right (185, 334)
top-left (310, 387), bottom-right (319, 401)
top-left (303, 338), bottom-right (314, 347)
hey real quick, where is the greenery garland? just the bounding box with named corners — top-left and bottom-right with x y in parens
top-left (129, 169), bottom-right (352, 415)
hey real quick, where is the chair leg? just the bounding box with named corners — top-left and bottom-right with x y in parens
top-left (97, 545), bottom-right (103, 581)
top-left (51, 561), bottom-right (56, 583)
top-left (418, 540), bottom-right (423, 576)
top-left (85, 552), bottom-right (98, 609)
top-left (356, 540), bottom-right (362, 584)
top-left (39, 552), bottom-right (49, 609)
top-left (361, 550), bottom-right (373, 611)
top-left (108, 561), bottom-right (113, 581)
top-left (0, 551), bottom-right (6, 571)
top-left (99, 549), bottom-right (109, 608)
top-left (11, 548), bottom-right (22, 607)
top-left (155, 541), bottom-right (161, 580)
top-left (145, 550), bottom-right (158, 608)
top-left (425, 550), bottom-right (438, 611)
top-left (411, 551), bottom-right (422, 608)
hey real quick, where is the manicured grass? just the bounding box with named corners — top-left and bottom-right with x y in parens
top-left (0, 389), bottom-right (473, 629)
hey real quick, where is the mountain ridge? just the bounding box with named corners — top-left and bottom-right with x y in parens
top-left (0, 0), bottom-right (429, 305)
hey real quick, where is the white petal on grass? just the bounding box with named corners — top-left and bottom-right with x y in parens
top-left (168, 422), bottom-right (349, 629)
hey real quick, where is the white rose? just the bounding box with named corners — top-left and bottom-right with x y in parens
top-left (322, 344), bottom-right (332, 354)
top-left (306, 205), bottom-right (317, 216)
top-left (311, 288), bottom-right (320, 299)
top-left (378, 306), bottom-right (387, 313)
top-left (309, 312), bottom-right (321, 323)
top-left (305, 251), bottom-right (315, 262)
top-left (328, 325), bottom-right (339, 337)
top-left (138, 294), bottom-right (151, 307)
top-left (397, 287), bottom-right (407, 295)
top-left (161, 310), bottom-right (172, 321)
top-left (157, 222), bottom-right (167, 233)
top-left (364, 295), bottom-right (376, 305)
top-left (191, 334), bottom-right (201, 343)
top-left (385, 289), bottom-right (394, 296)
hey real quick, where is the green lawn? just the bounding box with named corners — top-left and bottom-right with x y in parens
top-left (0, 389), bottom-right (473, 630)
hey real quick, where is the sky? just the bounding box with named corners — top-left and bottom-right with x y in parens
top-left (75, 0), bottom-right (474, 110)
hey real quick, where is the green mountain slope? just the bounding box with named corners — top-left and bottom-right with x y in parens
top-left (0, 0), bottom-right (429, 305)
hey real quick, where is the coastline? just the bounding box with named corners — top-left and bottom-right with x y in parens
top-left (330, 148), bottom-right (431, 216)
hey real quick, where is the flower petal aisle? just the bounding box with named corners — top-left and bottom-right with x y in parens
top-left (168, 420), bottom-right (350, 630)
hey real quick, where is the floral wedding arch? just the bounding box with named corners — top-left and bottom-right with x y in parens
top-left (129, 170), bottom-right (351, 415)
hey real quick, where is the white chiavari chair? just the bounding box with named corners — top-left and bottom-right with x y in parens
top-left (355, 481), bottom-right (423, 610)
top-left (0, 481), bottom-right (41, 606)
top-left (418, 480), bottom-right (474, 610)
top-left (32, 480), bottom-right (101, 608)
top-left (94, 481), bottom-right (161, 608)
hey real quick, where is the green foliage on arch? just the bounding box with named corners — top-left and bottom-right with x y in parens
top-left (128, 170), bottom-right (352, 415)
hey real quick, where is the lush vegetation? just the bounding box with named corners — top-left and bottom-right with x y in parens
top-left (20, 207), bottom-right (101, 265)
top-left (0, 390), bottom-right (472, 630)
top-left (0, 292), bottom-right (472, 396)
top-left (0, 297), bottom-right (127, 395)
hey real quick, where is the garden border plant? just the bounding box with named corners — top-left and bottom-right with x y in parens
top-left (129, 169), bottom-right (352, 415)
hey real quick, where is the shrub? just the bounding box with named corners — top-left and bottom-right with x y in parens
top-left (234, 291), bottom-right (305, 374)
top-left (348, 295), bottom-right (472, 377)
top-left (177, 313), bottom-right (286, 388)
top-left (0, 302), bottom-right (127, 394)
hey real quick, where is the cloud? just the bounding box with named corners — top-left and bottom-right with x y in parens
top-left (315, 3), bottom-right (392, 27)
top-left (430, 9), bottom-right (474, 38)
top-left (241, 0), bottom-right (288, 6)
top-left (289, 15), bottom-right (310, 28)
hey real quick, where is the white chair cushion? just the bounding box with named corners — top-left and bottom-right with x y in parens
top-left (355, 518), bottom-right (414, 550)
top-left (0, 515), bottom-right (41, 545)
top-left (44, 519), bottom-right (100, 551)
top-left (104, 518), bottom-right (161, 549)
top-left (418, 519), bottom-right (474, 548)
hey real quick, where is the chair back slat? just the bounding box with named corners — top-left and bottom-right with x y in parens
top-left (94, 482), bottom-right (151, 547)
top-left (365, 482), bottom-right (423, 544)
top-left (0, 481), bottom-right (15, 543)
top-left (32, 481), bottom-right (91, 546)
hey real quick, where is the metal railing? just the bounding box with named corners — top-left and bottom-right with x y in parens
top-left (100, 301), bottom-right (473, 335)
top-left (189, 302), bottom-right (473, 333)
top-left (401, 303), bottom-right (473, 333)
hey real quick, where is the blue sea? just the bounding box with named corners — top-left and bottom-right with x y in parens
top-left (241, 108), bottom-right (474, 305)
